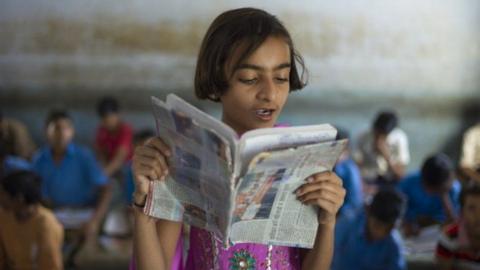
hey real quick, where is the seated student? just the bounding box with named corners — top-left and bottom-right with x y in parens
top-left (0, 170), bottom-right (63, 270)
top-left (95, 96), bottom-right (133, 178)
top-left (334, 128), bottom-right (363, 218)
top-left (332, 188), bottom-right (406, 270)
top-left (0, 140), bottom-right (31, 178)
top-left (354, 110), bottom-right (410, 185)
top-left (398, 153), bottom-right (461, 236)
top-left (459, 123), bottom-right (480, 183)
top-left (32, 110), bottom-right (111, 261)
top-left (0, 111), bottom-right (37, 160)
top-left (436, 183), bottom-right (480, 270)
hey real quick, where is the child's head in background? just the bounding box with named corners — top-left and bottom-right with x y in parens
top-left (97, 96), bottom-right (121, 132)
top-left (45, 110), bottom-right (74, 153)
top-left (366, 188), bottom-right (406, 241)
top-left (194, 8), bottom-right (307, 134)
top-left (0, 170), bottom-right (42, 217)
top-left (421, 153), bottom-right (454, 194)
top-left (372, 110), bottom-right (398, 141)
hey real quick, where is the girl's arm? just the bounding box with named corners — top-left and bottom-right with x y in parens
top-left (133, 206), bottom-right (181, 270)
top-left (296, 171), bottom-right (345, 270)
top-left (132, 138), bottom-right (182, 270)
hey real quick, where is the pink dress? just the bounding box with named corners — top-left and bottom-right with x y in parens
top-left (185, 227), bottom-right (301, 270)
top-left (130, 227), bottom-right (301, 270)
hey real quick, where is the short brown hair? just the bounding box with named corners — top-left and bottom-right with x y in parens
top-left (194, 8), bottom-right (307, 102)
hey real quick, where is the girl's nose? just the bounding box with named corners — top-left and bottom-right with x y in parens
top-left (257, 78), bottom-right (276, 101)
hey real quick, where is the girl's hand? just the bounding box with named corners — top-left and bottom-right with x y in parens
top-left (296, 171), bottom-right (345, 225)
top-left (132, 137), bottom-right (172, 205)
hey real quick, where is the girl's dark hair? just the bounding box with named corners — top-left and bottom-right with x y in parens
top-left (195, 7), bottom-right (307, 102)
top-left (1, 170), bottom-right (42, 205)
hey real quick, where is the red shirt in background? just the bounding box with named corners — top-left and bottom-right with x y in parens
top-left (96, 122), bottom-right (133, 162)
top-left (436, 223), bottom-right (480, 269)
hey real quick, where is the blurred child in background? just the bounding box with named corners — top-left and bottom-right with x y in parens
top-left (0, 170), bottom-right (63, 270)
top-left (32, 110), bottom-right (112, 266)
top-left (332, 188), bottom-right (406, 270)
top-left (436, 182), bottom-right (480, 270)
top-left (398, 153), bottom-right (461, 237)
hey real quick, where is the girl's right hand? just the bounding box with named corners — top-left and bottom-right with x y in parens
top-left (132, 137), bottom-right (172, 205)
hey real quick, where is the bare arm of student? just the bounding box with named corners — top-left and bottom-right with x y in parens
top-left (132, 137), bottom-right (182, 270)
top-left (38, 215), bottom-right (64, 270)
top-left (375, 138), bottom-right (406, 180)
top-left (103, 146), bottom-right (129, 177)
top-left (386, 161), bottom-right (406, 181)
top-left (84, 184), bottom-right (113, 244)
top-left (440, 193), bottom-right (457, 224)
top-left (297, 172), bottom-right (346, 270)
top-left (13, 120), bottom-right (37, 159)
top-left (94, 145), bottom-right (108, 167)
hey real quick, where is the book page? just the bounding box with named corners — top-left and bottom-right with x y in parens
top-left (145, 96), bottom-right (234, 238)
top-left (235, 124), bottom-right (337, 177)
top-left (166, 94), bottom-right (238, 160)
top-left (229, 139), bottom-right (347, 248)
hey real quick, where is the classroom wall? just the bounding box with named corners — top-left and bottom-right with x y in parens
top-left (1, 0), bottom-right (479, 170)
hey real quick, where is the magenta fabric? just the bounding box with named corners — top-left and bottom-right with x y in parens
top-left (185, 226), bottom-right (301, 270)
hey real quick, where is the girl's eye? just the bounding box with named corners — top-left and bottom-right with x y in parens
top-left (275, 77), bottom-right (289, 83)
top-left (239, 78), bottom-right (258, 85)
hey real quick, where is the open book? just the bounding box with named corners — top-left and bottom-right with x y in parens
top-left (143, 94), bottom-right (347, 248)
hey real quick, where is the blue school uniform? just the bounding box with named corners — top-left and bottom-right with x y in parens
top-left (397, 171), bottom-right (460, 223)
top-left (332, 212), bottom-right (405, 270)
top-left (32, 143), bottom-right (108, 207)
top-left (334, 158), bottom-right (363, 218)
top-left (124, 161), bottom-right (135, 204)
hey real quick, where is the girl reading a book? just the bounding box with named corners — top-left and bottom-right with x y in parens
top-left (131, 7), bottom-right (346, 270)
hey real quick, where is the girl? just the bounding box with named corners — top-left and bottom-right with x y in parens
top-left (132, 8), bottom-right (345, 270)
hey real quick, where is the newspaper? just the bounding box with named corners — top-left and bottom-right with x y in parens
top-left (144, 94), bottom-right (347, 248)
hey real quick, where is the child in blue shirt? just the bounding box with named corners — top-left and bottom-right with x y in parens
top-left (334, 128), bottom-right (363, 218)
top-left (332, 188), bottom-right (406, 270)
top-left (32, 110), bottom-right (112, 266)
top-left (398, 153), bottom-right (460, 236)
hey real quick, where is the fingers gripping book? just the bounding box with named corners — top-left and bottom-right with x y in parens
top-left (144, 94), bottom-right (347, 248)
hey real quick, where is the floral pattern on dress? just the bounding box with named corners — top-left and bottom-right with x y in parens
top-left (229, 249), bottom-right (256, 270)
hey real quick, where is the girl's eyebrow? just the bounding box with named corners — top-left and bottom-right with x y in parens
top-left (236, 62), bottom-right (291, 72)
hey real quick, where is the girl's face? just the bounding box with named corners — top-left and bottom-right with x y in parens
top-left (220, 36), bottom-right (291, 135)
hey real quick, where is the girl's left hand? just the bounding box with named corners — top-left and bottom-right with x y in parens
top-left (296, 171), bottom-right (346, 225)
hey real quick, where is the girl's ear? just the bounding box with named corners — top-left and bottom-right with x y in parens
top-left (209, 93), bottom-right (222, 102)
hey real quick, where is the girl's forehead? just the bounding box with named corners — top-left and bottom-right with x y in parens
top-left (227, 37), bottom-right (290, 72)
